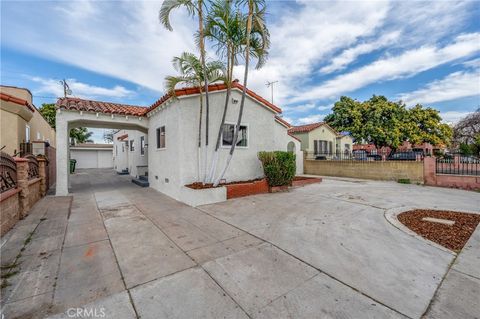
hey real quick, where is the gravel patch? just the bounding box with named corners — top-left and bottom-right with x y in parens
top-left (398, 209), bottom-right (480, 251)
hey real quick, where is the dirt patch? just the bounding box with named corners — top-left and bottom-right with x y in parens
top-left (398, 209), bottom-right (480, 251)
top-left (186, 178), bottom-right (265, 189)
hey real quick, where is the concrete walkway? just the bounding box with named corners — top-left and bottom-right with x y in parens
top-left (0, 170), bottom-right (478, 319)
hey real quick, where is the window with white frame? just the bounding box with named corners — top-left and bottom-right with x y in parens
top-left (156, 126), bottom-right (166, 149)
top-left (130, 140), bottom-right (134, 152)
top-left (140, 136), bottom-right (145, 155)
top-left (222, 123), bottom-right (248, 147)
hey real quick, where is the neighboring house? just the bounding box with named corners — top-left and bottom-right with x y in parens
top-left (112, 130), bottom-right (148, 177)
top-left (0, 85), bottom-right (56, 155)
top-left (56, 81), bottom-right (302, 202)
top-left (70, 143), bottom-right (113, 169)
top-left (288, 122), bottom-right (353, 158)
top-left (397, 141), bottom-right (445, 155)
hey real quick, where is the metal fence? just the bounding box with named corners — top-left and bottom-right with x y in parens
top-left (436, 156), bottom-right (480, 176)
top-left (305, 151), bottom-right (424, 162)
top-left (1, 151), bottom-right (17, 193)
top-left (24, 154), bottom-right (40, 180)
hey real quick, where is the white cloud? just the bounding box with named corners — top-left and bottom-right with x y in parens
top-left (440, 111), bottom-right (474, 124)
top-left (290, 33), bottom-right (480, 103)
top-left (30, 77), bottom-right (135, 100)
top-left (398, 69), bottom-right (480, 105)
top-left (320, 31), bottom-right (401, 74)
top-left (296, 114), bottom-right (326, 125)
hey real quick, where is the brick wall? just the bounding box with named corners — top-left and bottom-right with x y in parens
top-left (0, 189), bottom-right (21, 237)
top-left (424, 157), bottom-right (480, 190)
top-left (304, 160), bottom-right (424, 183)
top-left (28, 178), bottom-right (41, 210)
top-left (47, 146), bottom-right (56, 187)
top-left (226, 179), bottom-right (269, 199)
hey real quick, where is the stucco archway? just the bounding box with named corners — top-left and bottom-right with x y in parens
top-left (55, 101), bottom-right (149, 196)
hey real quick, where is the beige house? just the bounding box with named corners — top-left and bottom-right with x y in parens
top-left (288, 122), bottom-right (353, 158)
top-left (0, 85), bottom-right (56, 156)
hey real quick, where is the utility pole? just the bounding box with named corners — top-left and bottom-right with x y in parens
top-left (59, 79), bottom-right (72, 97)
top-left (266, 80), bottom-right (278, 104)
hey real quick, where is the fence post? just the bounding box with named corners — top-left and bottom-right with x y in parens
top-left (38, 157), bottom-right (47, 197)
top-left (14, 157), bottom-right (30, 218)
top-left (423, 156), bottom-right (436, 186)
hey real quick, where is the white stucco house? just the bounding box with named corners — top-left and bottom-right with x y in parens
top-left (55, 81), bottom-right (302, 205)
top-left (112, 129), bottom-right (148, 178)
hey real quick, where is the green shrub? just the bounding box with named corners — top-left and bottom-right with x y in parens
top-left (397, 178), bottom-right (411, 184)
top-left (258, 151), bottom-right (296, 187)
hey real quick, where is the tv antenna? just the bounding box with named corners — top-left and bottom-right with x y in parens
top-left (265, 80), bottom-right (278, 104)
top-left (59, 79), bottom-right (72, 97)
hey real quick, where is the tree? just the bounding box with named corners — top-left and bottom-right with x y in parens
top-left (39, 103), bottom-right (57, 129)
top-left (69, 127), bottom-right (93, 145)
top-left (165, 52), bottom-right (224, 181)
top-left (453, 109), bottom-right (480, 155)
top-left (160, 0), bottom-right (212, 182)
top-left (39, 103), bottom-right (94, 145)
top-left (325, 95), bottom-right (452, 149)
top-left (213, 0), bottom-right (269, 186)
top-left (204, 0), bottom-right (263, 183)
top-left (103, 129), bottom-right (119, 144)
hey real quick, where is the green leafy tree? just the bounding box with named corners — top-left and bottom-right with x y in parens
top-left (39, 103), bottom-right (95, 145)
top-left (70, 127), bottom-right (93, 145)
top-left (325, 95), bottom-right (452, 149)
top-left (39, 103), bottom-right (57, 129)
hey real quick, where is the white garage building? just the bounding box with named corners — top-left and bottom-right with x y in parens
top-left (70, 143), bottom-right (113, 169)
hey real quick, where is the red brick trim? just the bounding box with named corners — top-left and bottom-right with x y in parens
top-left (0, 188), bottom-right (21, 202)
top-left (226, 179), bottom-right (269, 199)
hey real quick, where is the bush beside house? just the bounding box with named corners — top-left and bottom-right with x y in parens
top-left (258, 151), bottom-right (296, 188)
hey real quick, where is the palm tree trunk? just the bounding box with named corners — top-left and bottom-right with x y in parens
top-left (207, 46), bottom-right (233, 183)
top-left (214, 7), bottom-right (253, 186)
top-left (198, 0), bottom-right (210, 183)
top-left (197, 90), bottom-right (204, 182)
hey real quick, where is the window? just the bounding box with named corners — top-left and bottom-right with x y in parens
top-left (37, 132), bottom-right (41, 140)
top-left (140, 136), bottom-right (145, 155)
top-left (130, 140), bottom-right (134, 152)
top-left (222, 124), bottom-right (248, 147)
top-left (313, 140), bottom-right (331, 155)
top-left (122, 144), bottom-right (125, 152)
top-left (25, 125), bottom-right (30, 142)
top-left (156, 126), bottom-right (166, 149)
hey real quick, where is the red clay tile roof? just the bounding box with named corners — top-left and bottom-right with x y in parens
top-left (56, 97), bottom-right (148, 116)
top-left (0, 92), bottom-right (35, 112)
top-left (56, 81), bottom-right (281, 117)
top-left (117, 134), bottom-right (128, 141)
top-left (148, 81), bottom-right (282, 114)
top-left (274, 115), bottom-right (291, 128)
top-left (288, 122), bottom-right (324, 133)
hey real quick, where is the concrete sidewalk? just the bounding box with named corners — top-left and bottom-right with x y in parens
top-left (1, 169), bottom-right (479, 319)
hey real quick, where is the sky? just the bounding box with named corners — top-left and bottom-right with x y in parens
top-left (1, 0), bottom-right (479, 143)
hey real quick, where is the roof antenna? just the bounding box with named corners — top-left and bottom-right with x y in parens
top-left (265, 80), bottom-right (278, 104)
top-left (59, 79), bottom-right (72, 98)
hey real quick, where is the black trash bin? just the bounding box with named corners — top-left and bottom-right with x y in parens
top-left (70, 159), bottom-right (77, 173)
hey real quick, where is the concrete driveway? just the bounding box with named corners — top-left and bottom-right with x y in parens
top-left (1, 170), bottom-right (479, 319)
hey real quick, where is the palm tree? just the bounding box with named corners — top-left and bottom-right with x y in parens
top-left (160, 0), bottom-right (212, 182)
top-left (165, 52), bottom-right (224, 181)
top-left (203, 0), bottom-right (244, 183)
top-left (70, 127), bottom-right (93, 145)
top-left (213, 0), bottom-right (269, 186)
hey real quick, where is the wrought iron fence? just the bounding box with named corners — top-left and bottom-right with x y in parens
top-left (305, 151), bottom-right (424, 162)
top-left (24, 154), bottom-right (39, 180)
top-left (19, 142), bottom-right (32, 157)
top-left (1, 151), bottom-right (17, 193)
top-left (436, 156), bottom-right (480, 176)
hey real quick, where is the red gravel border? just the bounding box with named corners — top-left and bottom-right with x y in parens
top-left (398, 209), bottom-right (480, 251)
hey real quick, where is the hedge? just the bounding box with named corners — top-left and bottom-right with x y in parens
top-left (258, 151), bottom-right (296, 187)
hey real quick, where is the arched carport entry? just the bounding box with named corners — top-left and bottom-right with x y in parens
top-left (55, 98), bottom-right (149, 196)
